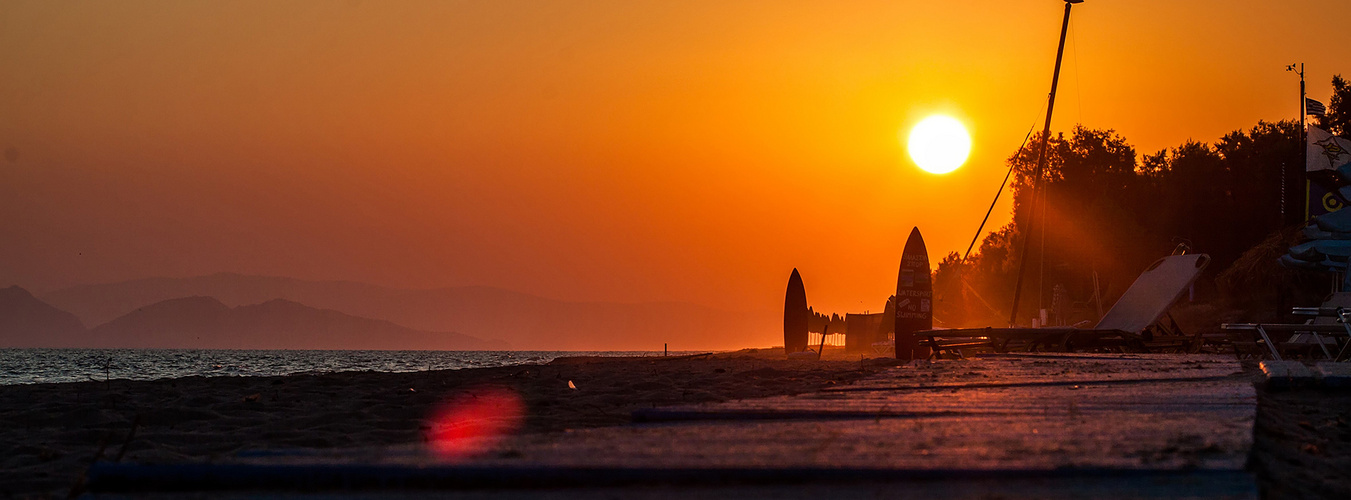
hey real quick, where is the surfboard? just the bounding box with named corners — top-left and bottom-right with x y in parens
top-left (894, 227), bottom-right (933, 360)
top-left (783, 268), bottom-right (810, 355)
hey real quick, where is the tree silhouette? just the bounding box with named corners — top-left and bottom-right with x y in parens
top-left (933, 117), bottom-right (1303, 327)
top-left (1315, 75), bottom-right (1350, 137)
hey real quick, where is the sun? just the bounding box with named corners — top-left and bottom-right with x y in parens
top-left (906, 115), bottom-right (971, 174)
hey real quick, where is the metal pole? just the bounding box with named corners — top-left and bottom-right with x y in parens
top-left (1284, 63), bottom-right (1305, 225)
top-left (1294, 63), bottom-right (1308, 221)
top-left (1009, 0), bottom-right (1079, 327)
top-left (1301, 63), bottom-right (1306, 139)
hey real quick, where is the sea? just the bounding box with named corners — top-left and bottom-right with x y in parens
top-left (0, 349), bottom-right (693, 386)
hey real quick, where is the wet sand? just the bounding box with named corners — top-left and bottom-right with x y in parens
top-left (1, 350), bottom-right (1346, 499)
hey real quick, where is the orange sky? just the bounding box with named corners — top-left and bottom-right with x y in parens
top-left (1, 0), bottom-right (1347, 317)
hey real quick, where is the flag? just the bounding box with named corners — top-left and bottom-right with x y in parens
top-left (1307, 126), bottom-right (1351, 218)
top-left (1309, 126), bottom-right (1351, 175)
top-left (1307, 97), bottom-right (1327, 116)
top-left (1308, 181), bottom-right (1349, 218)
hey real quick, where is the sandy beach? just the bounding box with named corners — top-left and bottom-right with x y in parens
top-left (0, 349), bottom-right (880, 498)
top-left (1, 350), bottom-right (1347, 499)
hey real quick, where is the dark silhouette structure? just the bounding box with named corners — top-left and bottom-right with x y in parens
top-left (781, 228), bottom-right (933, 359)
top-left (782, 269), bottom-right (809, 354)
top-left (844, 312), bottom-right (885, 352)
top-left (894, 227), bottom-right (934, 360)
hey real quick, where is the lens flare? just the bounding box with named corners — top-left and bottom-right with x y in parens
top-left (426, 386), bottom-right (524, 459)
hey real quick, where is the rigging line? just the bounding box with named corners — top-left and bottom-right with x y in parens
top-left (959, 120), bottom-right (1038, 264)
top-left (1071, 15), bottom-right (1083, 125)
top-left (1009, 0), bottom-right (1075, 328)
top-left (941, 117), bottom-right (1038, 323)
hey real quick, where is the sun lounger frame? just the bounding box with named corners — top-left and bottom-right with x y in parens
top-left (1221, 313), bottom-right (1351, 361)
top-left (916, 254), bottom-right (1210, 358)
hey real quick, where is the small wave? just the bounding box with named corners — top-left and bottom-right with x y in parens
top-left (0, 349), bottom-right (696, 385)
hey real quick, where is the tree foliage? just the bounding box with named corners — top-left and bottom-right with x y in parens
top-left (934, 121), bottom-right (1304, 327)
top-left (1315, 74), bottom-right (1350, 136)
top-left (931, 76), bottom-right (1351, 327)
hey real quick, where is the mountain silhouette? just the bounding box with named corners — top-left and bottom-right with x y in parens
top-left (43, 273), bottom-right (772, 350)
top-left (90, 296), bottom-right (507, 350)
top-left (0, 286), bottom-right (87, 347)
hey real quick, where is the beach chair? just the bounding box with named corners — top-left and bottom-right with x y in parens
top-left (1221, 293), bottom-right (1351, 361)
top-left (917, 254), bottom-right (1210, 356)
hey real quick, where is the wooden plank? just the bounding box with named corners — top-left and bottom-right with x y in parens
top-left (85, 463), bottom-right (1256, 499)
top-left (85, 354), bottom-right (1257, 498)
top-left (1315, 362), bottom-right (1351, 387)
top-left (463, 355), bottom-right (1255, 472)
top-left (1260, 360), bottom-right (1315, 388)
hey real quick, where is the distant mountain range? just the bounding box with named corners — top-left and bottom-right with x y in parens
top-left (0, 286), bottom-right (86, 347)
top-left (38, 273), bottom-right (774, 350)
top-left (0, 286), bottom-right (504, 350)
top-left (90, 296), bottom-right (507, 350)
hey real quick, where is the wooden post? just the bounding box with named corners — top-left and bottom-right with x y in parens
top-left (818, 324), bottom-right (828, 360)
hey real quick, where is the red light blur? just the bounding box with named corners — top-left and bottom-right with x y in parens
top-left (425, 386), bottom-right (525, 459)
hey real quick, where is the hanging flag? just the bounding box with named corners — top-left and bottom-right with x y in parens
top-left (1309, 181), bottom-right (1347, 218)
top-left (1308, 126), bottom-right (1351, 218)
top-left (1309, 126), bottom-right (1351, 175)
top-left (1307, 97), bottom-right (1327, 116)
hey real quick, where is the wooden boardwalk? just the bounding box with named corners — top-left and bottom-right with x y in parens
top-left (86, 353), bottom-right (1258, 498)
top-left (474, 353), bottom-right (1254, 471)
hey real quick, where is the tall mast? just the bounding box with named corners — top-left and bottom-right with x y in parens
top-left (1008, 0), bottom-right (1082, 327)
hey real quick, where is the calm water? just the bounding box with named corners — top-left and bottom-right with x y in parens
top-left (0, 349), bottom-right (689, 386)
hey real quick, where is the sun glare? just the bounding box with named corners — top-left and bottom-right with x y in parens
top-left (906, 115), bottom-right (971, 174)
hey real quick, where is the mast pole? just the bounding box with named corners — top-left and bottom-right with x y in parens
top-left (1008, 0), bottom-right (1080, 327)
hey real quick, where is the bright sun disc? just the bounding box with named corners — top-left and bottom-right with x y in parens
top-left (907, 115), bottom-right (971, 174)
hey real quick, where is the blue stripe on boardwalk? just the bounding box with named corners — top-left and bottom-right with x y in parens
top-left (86, 462), bottom-right (1254, 495)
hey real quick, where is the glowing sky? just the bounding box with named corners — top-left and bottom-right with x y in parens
top-left (1, 0), bottom-right (1347, 317)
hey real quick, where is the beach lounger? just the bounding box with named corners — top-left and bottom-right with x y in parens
top-left (1222, 293), bottom-right (1351, 361)
top-left (916, 254), bottom-right (1210, 357)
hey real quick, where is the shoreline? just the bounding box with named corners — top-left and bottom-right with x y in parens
top-left (0, 348), bottom-right (722, 387)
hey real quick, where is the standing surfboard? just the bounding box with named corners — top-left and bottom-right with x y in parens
top-left (894, 227), bottom-right (933, 360)
top-left (783, 268), bottom-right (810, 355)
